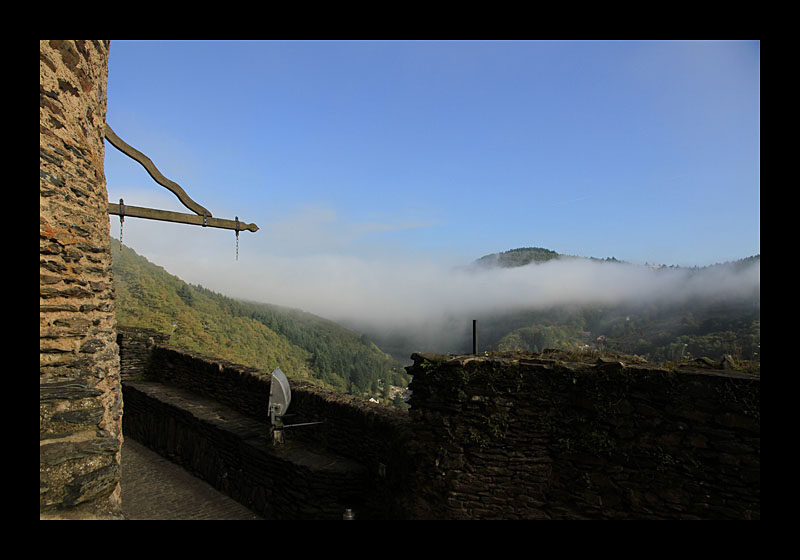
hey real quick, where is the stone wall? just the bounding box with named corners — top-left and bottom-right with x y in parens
top-left (404, 352), bottom-right (760, 520)
top-left (40, 40), bottom-right (123, 518)
top-left (140, 345), bottom-right (411, 464)
top-left (117, 326), bottom-right (169, 382)
top-left (123, 381), bottom-right (371, 519)
top-left (121, 334), bottom-right (412, 519)
top-left (117, 329), bottom-right (759, 520)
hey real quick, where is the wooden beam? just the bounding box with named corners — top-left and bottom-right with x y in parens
top-left (108, 202), bottom-right (258, 232)
top-left (105, 124), bottom-right (213, 217)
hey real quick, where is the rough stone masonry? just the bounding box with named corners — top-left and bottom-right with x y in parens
top-left (40, 40), bottom-right (124, 519)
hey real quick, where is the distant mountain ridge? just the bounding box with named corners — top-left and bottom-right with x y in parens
top-left (474, 246), bottom-right (760, 270)
top-left (464, 247), bottom-right (760, 365)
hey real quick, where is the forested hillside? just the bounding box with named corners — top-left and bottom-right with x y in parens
top-left (481, 298), bottom-right (760, 365)
top-left (111, 240), bottom-right (409, 403)
top-left (471, 248), bottom-right (761, 368)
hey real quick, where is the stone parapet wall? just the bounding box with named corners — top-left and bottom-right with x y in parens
top-left (40, 40), bottom-right (122, 518)
top-left (122, 381), bottom-right (370, 519)
top-left (126, 340), bottom-right (412, 518)
top-left (117, 326), bottom-right (169, 382)
top-left (404, 352), bottom-right (760, 520)
top-left (117, 328), bottom-right (759, 520)
top-left (141, 345), bottom-right (410, 463)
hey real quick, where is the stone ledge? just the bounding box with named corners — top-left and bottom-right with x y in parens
top-left (122, 381), bottom-right (370, 519)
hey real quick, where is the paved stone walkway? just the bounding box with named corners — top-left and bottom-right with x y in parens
top-left (121, 437), bottom-right (262, 520)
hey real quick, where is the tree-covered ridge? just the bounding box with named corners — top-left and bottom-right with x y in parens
top-left (468, 248), bottom-right (760, 368)
top-left (476, 247), bottom-right (761, 272)
top-left (474, 247), bottom-right (562, 268)
top-left (111, 240), bottom-right (409, 401)
top-left (491, 300), bottom-right (760, 367)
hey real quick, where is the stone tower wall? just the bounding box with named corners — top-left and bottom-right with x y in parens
top-left (40, 40), bottom-right (123, 518)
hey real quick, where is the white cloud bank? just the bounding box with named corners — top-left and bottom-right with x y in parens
top-left (111, 196), bottom-right (759, 356)
top-left (166, 246), bottom-right (760, 336)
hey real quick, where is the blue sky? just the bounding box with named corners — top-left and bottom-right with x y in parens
top-left (103, 40), bottom-right (759, 328)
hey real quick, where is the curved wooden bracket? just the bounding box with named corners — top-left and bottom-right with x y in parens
top-left (104, 124), bottom-right (259, 236)
top-left (104, 124), bottom-right (213, 217)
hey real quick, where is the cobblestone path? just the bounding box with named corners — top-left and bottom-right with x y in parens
top-left (121, 437), bottom-right (262, 520)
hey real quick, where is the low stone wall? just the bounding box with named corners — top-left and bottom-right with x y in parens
top-left (119, 334), bottom-right (412, 519)
top-left (117, 328), bottom-right (759, 519)
top-left (404, 352), bottom-right (760, 520)
top-left (117, 326), bottom-right (169, 382)
top-left (141, 346), bottom-right (411, 471)
top-left (123, 381), bottom-right (370, 519)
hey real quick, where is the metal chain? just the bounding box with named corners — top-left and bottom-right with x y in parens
top-left (119, 198), bottom-right (125, 247)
